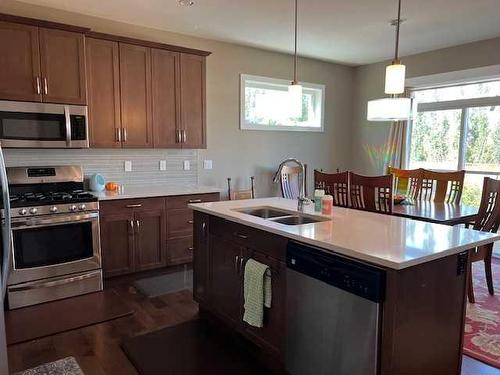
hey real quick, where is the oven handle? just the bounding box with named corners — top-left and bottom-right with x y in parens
top-left (11, 212), bottom-right (99, 229)
top-left (8, 270), bottom-right (100, 292)
top-left (64, 105), bottom-right (72, 147)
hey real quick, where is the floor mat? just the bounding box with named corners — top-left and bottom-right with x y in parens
top-left (134, 269), bottom-right (193, 298)
top-left (6, 290), bottom-right (134, 345)
top-left (463, 258), bottom-right (500, 368)
top-left (122, 319), bottom-right (271, 375)
top-left (14, 357), bottom-right (84, 375)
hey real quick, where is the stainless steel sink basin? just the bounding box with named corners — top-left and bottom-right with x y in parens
top-left (235, 207), bottom-right (292, 219)
top-left (271, 215), bottom-right (329, 225)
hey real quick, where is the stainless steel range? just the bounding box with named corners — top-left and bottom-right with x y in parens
top-left (3, 166), bottom-right (102, 309)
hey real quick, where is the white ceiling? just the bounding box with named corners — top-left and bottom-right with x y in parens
top-left (17, 0), bottom-right (500, 65)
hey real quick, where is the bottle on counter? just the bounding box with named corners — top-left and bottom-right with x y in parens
top-left (314, 189), bottom-right (325, 212)
top-left (321, 195), bottom-right (333, 215)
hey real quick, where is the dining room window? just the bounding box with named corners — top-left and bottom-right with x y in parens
top-left (407, 80), bottom-right (500, 207)
top-left (240, 74), bottom-right (325, 132)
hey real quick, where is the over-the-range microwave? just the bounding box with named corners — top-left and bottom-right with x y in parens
top-left (0, 100), bottom-right (89, 148)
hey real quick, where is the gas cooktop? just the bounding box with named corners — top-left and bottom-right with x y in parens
top-left (9, 190), bottom-right (97, 208)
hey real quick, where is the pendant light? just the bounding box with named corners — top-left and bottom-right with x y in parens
top-left (288, 0), bottom-right (302, 118)
top-left (367, 0), bottom-right (411, 122)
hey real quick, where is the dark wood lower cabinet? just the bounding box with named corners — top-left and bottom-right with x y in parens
top-left (134, 208), bottom-right (166, 271)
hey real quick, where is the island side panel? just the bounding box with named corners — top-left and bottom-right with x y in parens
top-left (380, 251), bottom-right (468, 375)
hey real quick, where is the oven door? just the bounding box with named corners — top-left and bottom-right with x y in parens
top-left (8, 212), bottom-right (101, 286)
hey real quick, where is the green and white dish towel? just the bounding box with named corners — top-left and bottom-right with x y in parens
top-left (243, 258), bottom-right (272, 328)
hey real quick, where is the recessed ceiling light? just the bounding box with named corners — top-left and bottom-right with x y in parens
top-left (178, 0), bottom-right (194, 6)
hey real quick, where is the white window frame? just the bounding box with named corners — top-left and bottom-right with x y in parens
top-left (406, 85), bottom-right (500, 177)
top-left (239, 74), bottom-right (326, 132)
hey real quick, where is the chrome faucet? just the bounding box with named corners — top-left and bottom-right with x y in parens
top-left (273, 158), bottom-right (311, 212)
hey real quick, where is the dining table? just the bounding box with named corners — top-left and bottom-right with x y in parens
top-left (391, 199), bottom-right (479, 226)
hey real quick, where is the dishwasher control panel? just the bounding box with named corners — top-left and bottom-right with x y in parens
top-left (286, 241), bottom-right (386, 303)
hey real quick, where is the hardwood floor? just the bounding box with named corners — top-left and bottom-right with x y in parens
top-left (6, 273), bottom-right (499, 375)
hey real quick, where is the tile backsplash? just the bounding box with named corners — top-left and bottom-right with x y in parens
top-left (4, 149), bottom-right (198, 187)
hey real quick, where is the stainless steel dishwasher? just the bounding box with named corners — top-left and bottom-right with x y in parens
top-left (286, 241), bottom-right (386, 375)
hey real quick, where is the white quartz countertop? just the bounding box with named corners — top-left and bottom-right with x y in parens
top-left (93, 185), bottom-right (222, 201)
top-left (189, 197), bottom-right (500, 270)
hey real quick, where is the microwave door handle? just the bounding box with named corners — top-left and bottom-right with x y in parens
top-left (0, 144), bottom-right (12, 300)
top-left (64, 106), bottom-right (71, 147)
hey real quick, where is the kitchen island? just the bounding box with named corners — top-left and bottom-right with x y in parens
top-left (189, 198), bottom-right (499, 375)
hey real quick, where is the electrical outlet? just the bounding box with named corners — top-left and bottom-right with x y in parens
top-left (124, 161), bottom-right (132, 172)
top-left (159, 160), bottom-right (167, 171)
top-left (183, 160), bottom-right (190, 171)
top-left (203, 160), bottom-right (213, 170)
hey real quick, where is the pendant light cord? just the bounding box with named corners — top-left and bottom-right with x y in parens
top-left (394, 0), bottom-right (402, 62)
top-left (293, 0), bottom-right (298, 84)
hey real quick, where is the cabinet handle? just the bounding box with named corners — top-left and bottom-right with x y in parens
top-left (235, 255), bottom-right (239, 273)
top-left (202, 222), bottom-right (207, 236)
top-left (125, 204), bottom-right (142, 208)
top-left (176, 129), bottom-right (181, 143)
top-left (240, 256), bottom-right (245, 272)
top-left (35, 77), bottom-right (41, 94)
top-left (43, 77), bottom-right (48, 95)
top-left (187, 220), bottom-right (194, 224)
top-left (188, 247), bottom-right (194, 251)
top-left (116, 128), bottom-right (122, 142)
top-left (188, 199), bottom-right (202, 204)
top-left (136, 220), bottom-right (140, 232)
top-left (122, 128), bottom-right (127, 142)
top-left (182, 129), bottom-right (187, 143)
top-left (129, 220), bottom-right (134, 232)
top-left (234, 232), bottom-right (248, 240)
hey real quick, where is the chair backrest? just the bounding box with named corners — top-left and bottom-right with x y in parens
top-left (387, 166), bottom-right (423, 199)
top-left (227, 177), bottom-right (255, 200)
top-left (279, 165), bottom-right (306, 200)
top-left (314, 170), bottom-right (349, 207)
top-left (474, 177), bottom-right (500, 233)
top-left (349, 172), bottom-right (393, 214)
top-left (418, 169), bottom-right (465, 204)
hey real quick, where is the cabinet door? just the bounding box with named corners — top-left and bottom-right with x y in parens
top-left (241, 250), bottom-right (286, 357)
top-left (152, 49), bottom-right (180, 148)
top-left (209, 234), bottom-right (243, 325)
top-left (167, 236), bottom-right (193, 266)
top-left (193, 212), bottom-right (209, 303)
top-left (179, 53), bottom-right (206, 149)
top-left (100, 212), bottom-right (135, 277)
top-left (0, 22), bottom-right (41, 102)
top-left (167, 208), bottom-right (193, 239)
top-left (86, 38), bottom-right (121, 148)
top-left (39, 28), bottom-right (86, 104)
top-left (119, 43), bottom-right (153, 148)
top-left (134, 208), bottom-right (166, 271)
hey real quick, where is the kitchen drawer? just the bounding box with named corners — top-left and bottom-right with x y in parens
top-left (167, 236), bottom-right (193, 265)
top-left (167, 208), bottom-right (194, 239)
top-left (100, 197), bottom-right (165, 214)
top-left (166, 193), bottom-right (220, 210)
top-left (210, 217), bottom-right (287, 261)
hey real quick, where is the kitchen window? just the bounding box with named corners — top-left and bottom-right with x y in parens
top-left (240, 74), bottom-right (325, 132)
top-left (407, 80), bottom-right (500, 207)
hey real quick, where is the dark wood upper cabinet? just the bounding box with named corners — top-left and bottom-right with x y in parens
top-left (152, 49), bottom-right (180, 148)
top-left (179, 53), bottom-right (206, 149)
top-left (86, 37), bottom-right (121, 148)
top-left (0, 21), bottom-right (41, 102)
top-left (39, 28), bottom-right (87, 104)
top-left (119, 43), bottom-right (153, 148)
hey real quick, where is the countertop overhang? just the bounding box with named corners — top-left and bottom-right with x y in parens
top-left (189, 197), bottom-right (500, 270)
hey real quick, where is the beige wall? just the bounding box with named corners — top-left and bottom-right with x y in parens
top-left (0, 1), bottom-right (354, 197)
top-left (351, 37), bottom-right (500, 174)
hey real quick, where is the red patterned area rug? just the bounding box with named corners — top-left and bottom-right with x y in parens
top-left (463, 257), bottom-right (500, 368)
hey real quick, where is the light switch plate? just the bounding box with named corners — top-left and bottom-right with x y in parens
top-left (124, 161), bottom-right (132, 172)
top-left (203, 160), bottom-right (213, 170)
top-left (183, 160), bottom-right (191, 171)
top-left (159, 160), bottom-right (167, 171)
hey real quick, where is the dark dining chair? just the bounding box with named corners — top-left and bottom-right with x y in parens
top-left (387, 166), bottom-right (423, 199)
top-left (277, 165), bottom-right (307, 200)
top-left (349, 172), bottom-right (393, 214)
top-left (467, 177), bottom-right (500, 303)
top-left (419, 169), bottom-right (465, 204)
top-left (314, 170), bottom-right (349, 207)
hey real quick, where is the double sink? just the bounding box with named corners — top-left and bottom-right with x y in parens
top-left (234, 206), bottom-right (330, 226)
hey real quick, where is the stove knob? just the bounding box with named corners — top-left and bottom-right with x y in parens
top-left (78, 204), bottom-right (86, 211)
top-left (29, 207), bottom-right (38, 215)
top-left (18, 209), bottom-right (27, 216)
top-left (49, 206), bottom-right (58, 213)
top-left (69, 205), bottom-right (77, 212)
